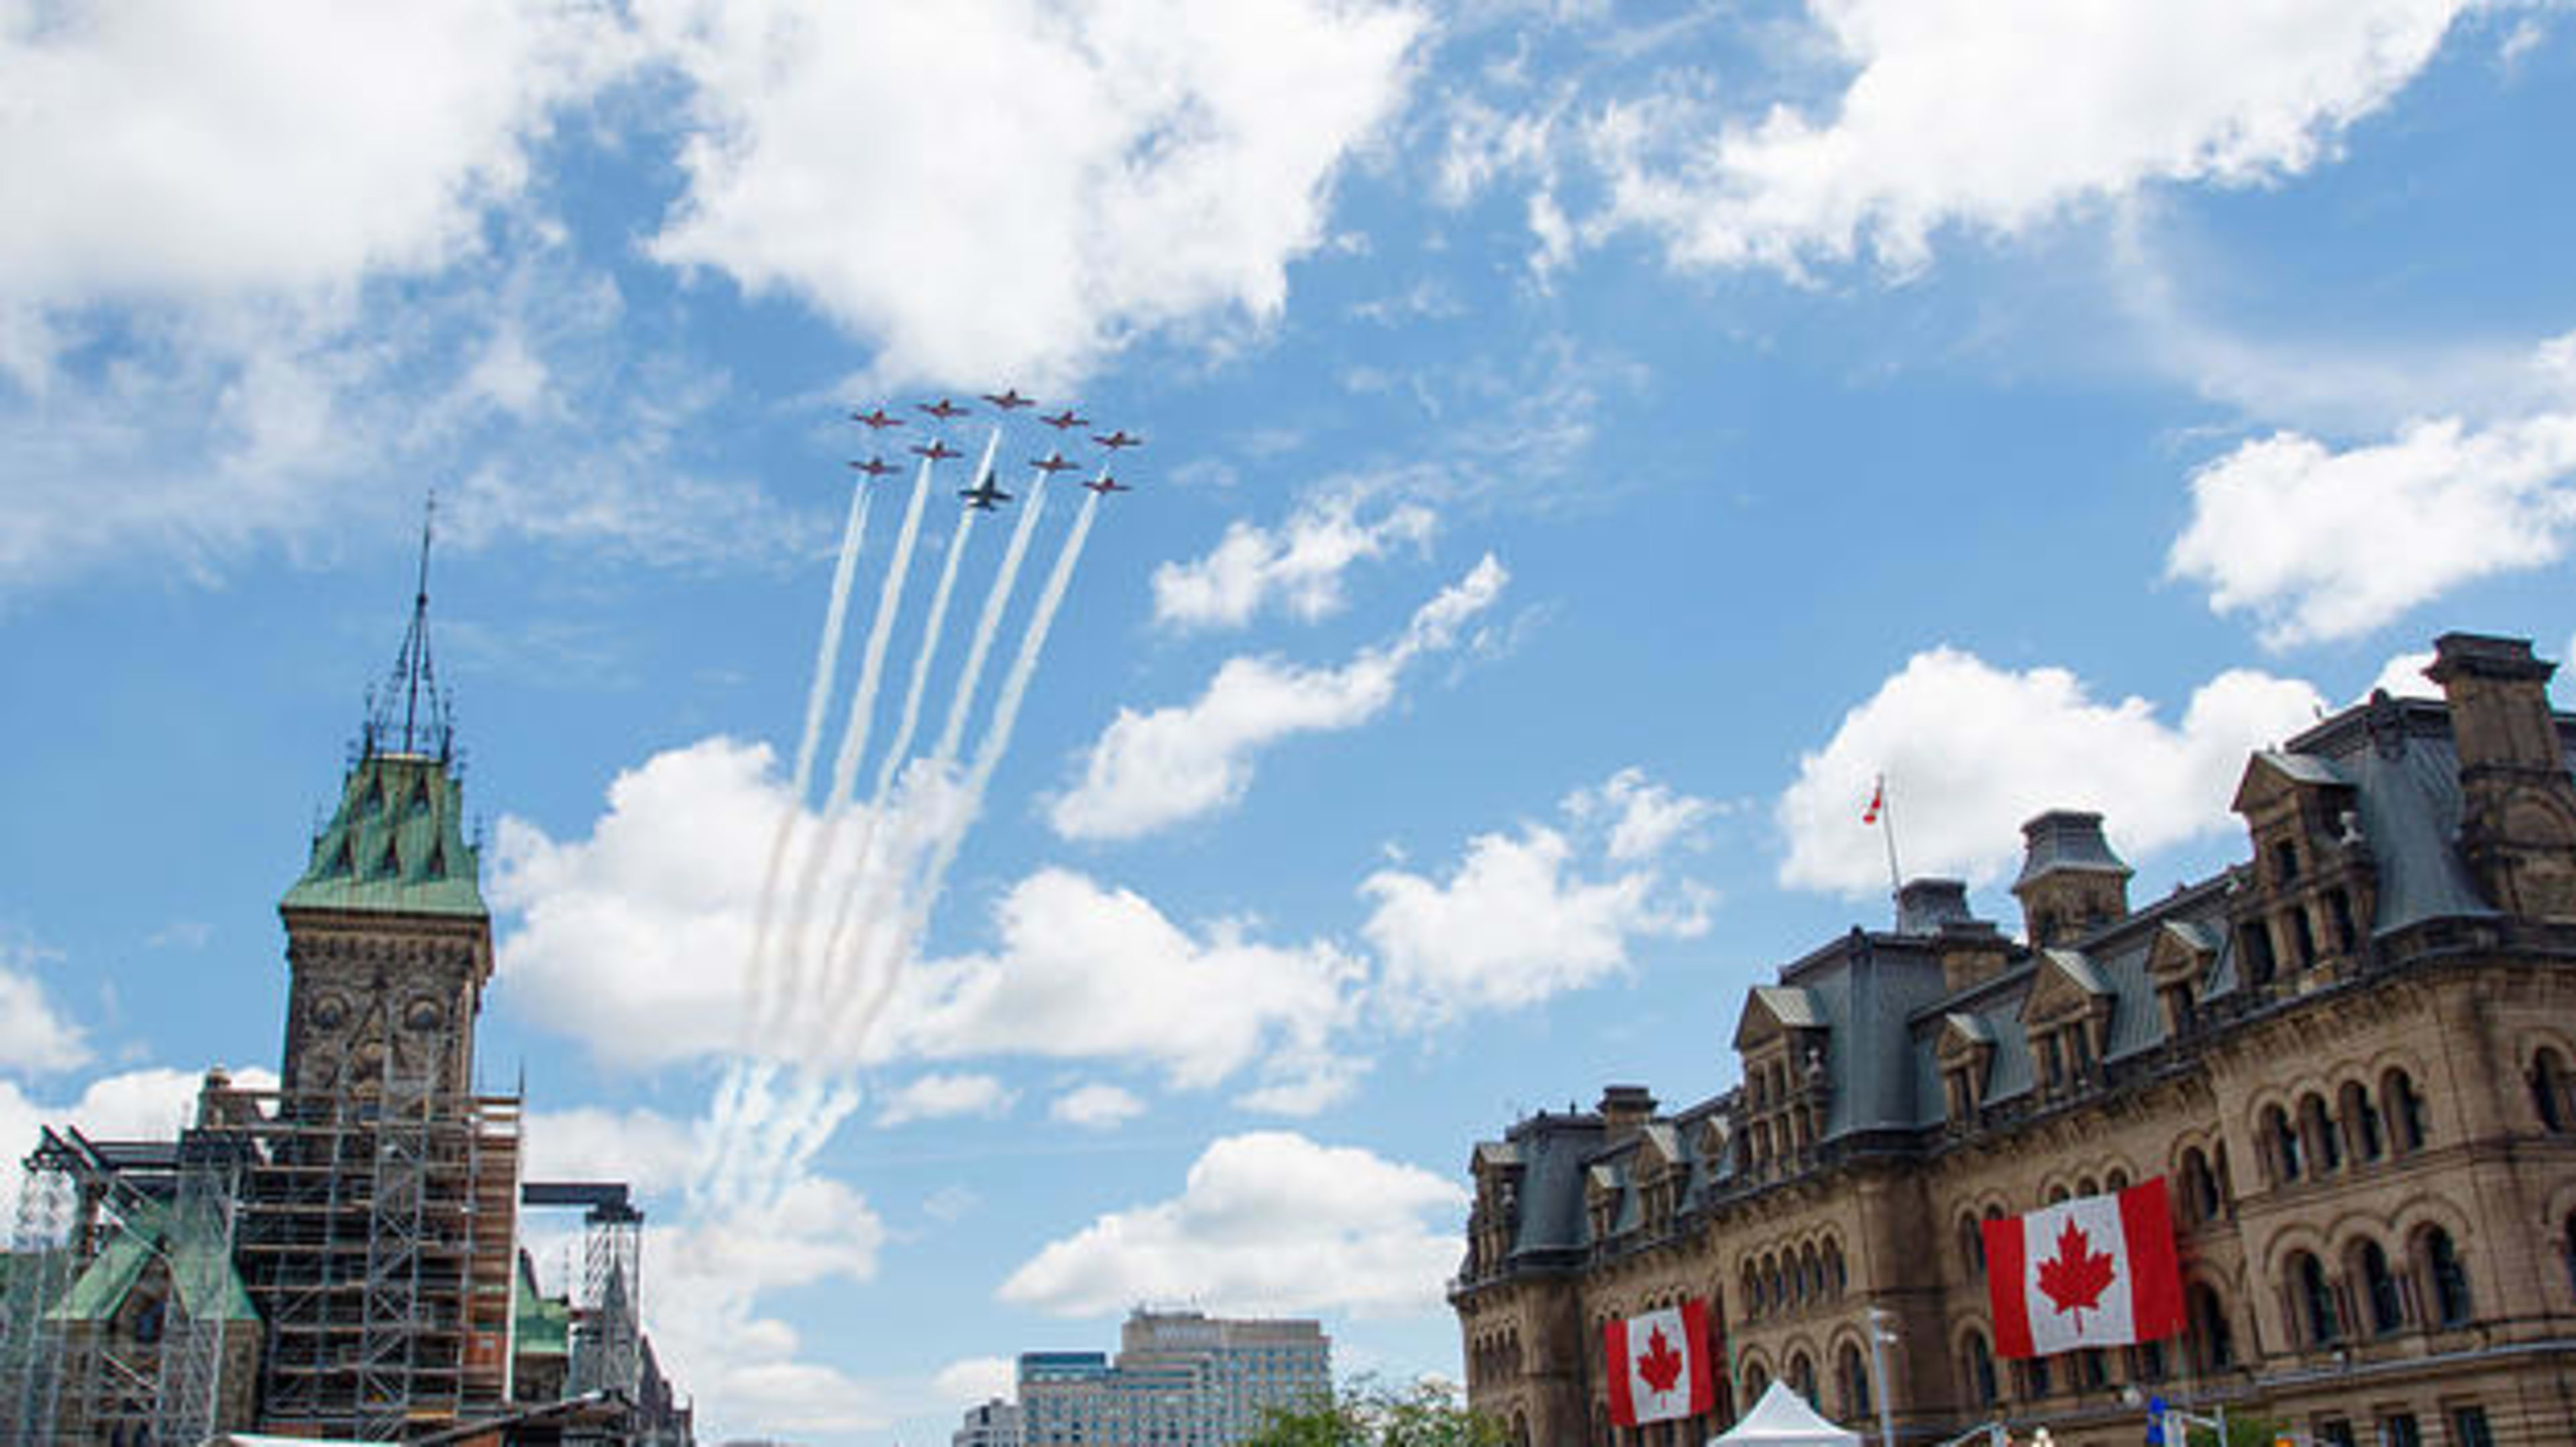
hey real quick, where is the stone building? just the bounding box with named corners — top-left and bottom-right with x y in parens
top-left (1452, 632), bottom-right (2576, 1447)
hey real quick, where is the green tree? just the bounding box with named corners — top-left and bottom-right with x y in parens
top-left (1242, 1376), bottom-right (1508, 1447)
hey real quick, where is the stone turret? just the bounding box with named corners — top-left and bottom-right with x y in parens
top-left (1597, 1085), bottom-right (1657, 1144)
top-left (2011, 810), bottom-right (2131, 949)
top-left (2427, 633), bottom-right (2576, 919)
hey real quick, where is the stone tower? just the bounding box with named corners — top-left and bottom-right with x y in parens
top-left (2426, 631), bottom-right (2576, 920)
top-left (2010, 809), bottom-right (2131, 948)
top-left (276, 519), bottom-right (490, 1101)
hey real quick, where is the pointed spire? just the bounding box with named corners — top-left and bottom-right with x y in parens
top-left (365, 494), bottom-right (453, 761)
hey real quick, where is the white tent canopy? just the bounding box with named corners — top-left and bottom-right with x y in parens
top-left (1708, 1381), bottom-right (1864, 1445)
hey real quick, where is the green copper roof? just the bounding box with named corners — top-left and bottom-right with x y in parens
top-left (282, 750), bottom-right (486, 918)
top-left (514, 1251), bottom-right (571, 1357)
top-left (52, 1199), bottom-right (258, 1325)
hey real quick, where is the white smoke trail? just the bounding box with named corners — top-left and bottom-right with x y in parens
top-left (830, 488), bottom-right (1101, 1061)
top-left (768, 458), bottom-right (934, 1047)
top-left (738, 484), bottom-right (868, 1049)
top-left (803, 506), bottom-right (981, 1061)
top-left (935, 472), bottom-right (1051, 764)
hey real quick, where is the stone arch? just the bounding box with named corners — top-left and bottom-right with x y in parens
top-left (2406, 1218), bottom-right (2474, 1329)
top-left (2521, 1033), bottom-right (2576, 1133)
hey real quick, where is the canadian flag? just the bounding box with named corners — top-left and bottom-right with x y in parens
top-left (1604, 1301), bottom-right (1715, 1427)
top-left (1982, 1180), bottom-right (2184, 1359)
top-left (1862, 778), bottom-right (1884, 825)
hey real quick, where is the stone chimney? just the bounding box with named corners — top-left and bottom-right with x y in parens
top-left (1937, 918), bottom-right (2015, 994)
top-left (2011, 810), bottom-right (2132, 948)
top-left (2426, 633), bottom-right (2576, 919)
top-left (1896, 878), bottom-right (1974, 935)
top-left (1597, 1084), bottom-right (1658, 1144)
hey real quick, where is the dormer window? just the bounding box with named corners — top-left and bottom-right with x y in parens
top-left (2273, 839), bottom-right (2300, 885)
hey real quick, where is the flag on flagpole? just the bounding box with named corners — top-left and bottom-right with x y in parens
top-left (1604, 1301), bottom-right (1717, 1426)
top-left (1862, 776), bottom-right (1884, 826)
top-left (1983, 1180), bottom-right (2184, 1358)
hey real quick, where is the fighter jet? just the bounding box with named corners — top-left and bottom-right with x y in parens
top-left (959, 472), bottom-right (1013, 511)
top-left (851, 407), bottom-right (904, 429)
top-left (847, 457), bottom-right (896, 477)
top-left (983, 388), bottom-right (1036, 411)
top-left (1091, 430), bottom-right (1142, 450)
top-left (910, 439), bottom-right (961, 461)
top-left (1040, 409), bottom-right (1088, 431)
top-left (919, 398), bottom-right (969, 420)
top-left (1030, 452), bottom-right (1079, 474)
top-left (1081, 476), bottom-right (1131, 495)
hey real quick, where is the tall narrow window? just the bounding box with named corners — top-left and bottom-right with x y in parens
top-left (2295, 1252), bottom-right (2339, 1344)
top-left (2385, 1071), bottom-right (2427, 1151)
top-left (2531, 1048), bottom-right (2573, 1133)
top-left (1839, 1344), bottom-right (1870, 1420)
top-left (2359, 1242), bottom-right (2402, 1334)
top-left (2424, 1228), bottom-right (2471, 1328)
top-left (2304, 1095), bottom-right (2342, 1173)
top-left (2267, 1106), bottom-right (2304, 1184)
top-left (1964, 1332), bottom-right (1998, 1406)
top-left (2290, 906), bottom-right (2318, 967)
top-left (2325, 888), bottom-right (2358, 953)
top-left (2240, 920), bottom-right (2277, 985)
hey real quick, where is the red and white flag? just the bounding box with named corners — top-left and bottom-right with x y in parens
top-left (1982, 1180), bottom-right (2183, 1359)
top-left (1862, 778), bottom-right (1884, 825)
top-left (1604, 1301), bottom-right (1715, 1427)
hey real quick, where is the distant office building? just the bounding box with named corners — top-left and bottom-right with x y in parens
top-left (954, 1395), bottom-right (1023, 1447)
top-left (1018, 1310), bottom-right (1330, 1446)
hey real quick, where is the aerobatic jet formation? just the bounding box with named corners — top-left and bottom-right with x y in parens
top-left (851, 407), bottom-right (903, 429)
top-left (1040, 409), bottom-right (1087, 431)
top-left (1092, 429), bottom-right (1141, 450)
top-left (1082, 476), bottom-right (1130, 495)
top-left (847, 457), bottom-right (895, 477)
top-left (983, 388), bottom-right (1035, 411)
top-left (911, 439), bottom-right (961, 460)
top-left (919, 398), bottom-right (968, 419)
top-left (959, 472), bottom-right (1013, 511)
top-left (1030, 453), bottom-right (1077, 474)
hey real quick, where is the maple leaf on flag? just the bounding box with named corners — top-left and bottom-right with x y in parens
top-left (1636, 1326), bottom-right (1686, 1395)
top-left (2035, 1217), bottom-right (2118, 1333)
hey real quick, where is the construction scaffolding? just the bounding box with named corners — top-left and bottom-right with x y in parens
top-left (154, 1126), bottom-right (246, 1447)
top-left (522, 1180), bottom-right (645, 1430)
top-left (1, 1134), bottom-right (77, 1447)
top-left (228, 1079), bottom-right (522, 1440)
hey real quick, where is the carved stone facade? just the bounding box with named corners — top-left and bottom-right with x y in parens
top-left (1454, 633), bottom-right (2576, 1447)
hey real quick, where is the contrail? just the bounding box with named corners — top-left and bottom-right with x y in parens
top-left (804, 505), bottom-right (981, 1059)
top-left (814, 474), bottom-right (1052, 1062)
top-left (830, 486), bottom-right (1101, 1061)
top-left (739, 484), bottom-right (869, 1054)
top-left (769, 456), bottom-right (934, 1047)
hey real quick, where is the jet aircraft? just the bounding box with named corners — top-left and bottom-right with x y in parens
top-left (983, 388), bottom-right (1036, 411)
top-left (910, 440), bottom-right (961, 461)
top-left (1092, 430), bottom-right (1142, 450)
top-left (959, 472), bottom-right (1013, 511)
top-left (847, 457), bottom-right (896, 477)
top-left (1030, 452), bottom-right (1078, 474)
top-left (1082, 476), bottom-right (1130, 495)
top-left (919, 398), bottom-right (969, 419)
top-left (851, 407), bottom-right (904, 429)
top-left (1040, 409), bottom-right (1087, 431)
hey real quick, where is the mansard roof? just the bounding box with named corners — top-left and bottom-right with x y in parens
top-left (281, 749), bottom-right (486, 918)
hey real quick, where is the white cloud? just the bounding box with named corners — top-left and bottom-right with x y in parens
top-left (638, 0), bottom-right (1427, 386)
top-left (875, 1073), bottom-right (1017, 1127)
top-left (1363, 771), bottom-right (1715, 1024)
top-left (1051, 555), bottom-right (1508, 840)
top-left (2167, 334), bottom-right (2576, 647)
top-left (996, 1131), bottom-right (1465, 1318)
top-left (935, 1356), bottom-right (1019, 1409)
top-left (888, 869), bottom-right (1364, 1097)
top-left (1578, 0), bottom-right (2465, 274)
top-left (521, 1105), bottom-right (705, 1196)
top-left (2368, 650), bottom-right (2440, 701)
top-left (1152, 492), bottom-right (1436, 631)
top-left (0, 1), bottom-right (625, 315)
top-left (1776, 647), bottom-right (2326, 897)
top-left (1051, 1083), bottom-right (1148, 1130)
top-left (645, 1171), bottom-right (890, 1441)
top-left (0, 936), bottom-right (87, 1073)
top-left (492, 736), bottom-right (791, 1069)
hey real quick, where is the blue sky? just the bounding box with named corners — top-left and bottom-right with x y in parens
top-left (5, 1), bottom-right (2576, 1441)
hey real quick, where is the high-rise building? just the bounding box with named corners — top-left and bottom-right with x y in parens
top-left (1018, 1310), bottom-right (1330, 1446)
top-left (1452, 631), bottom-right (2576, 1447)
top-left (953, 1395), bottom-right (1024, 1446)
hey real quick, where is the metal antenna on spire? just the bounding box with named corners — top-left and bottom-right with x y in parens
top-left (367, 492), bottom-right (452, 761)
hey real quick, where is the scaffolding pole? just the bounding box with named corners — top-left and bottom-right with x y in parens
top-left (359, 1063), bottom-right (435, 1440)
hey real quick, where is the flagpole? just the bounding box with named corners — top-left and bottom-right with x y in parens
top-left (1876, 773), bottom-right (1903, 897)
